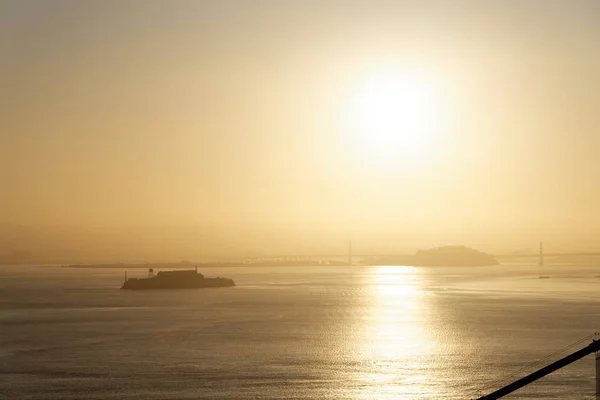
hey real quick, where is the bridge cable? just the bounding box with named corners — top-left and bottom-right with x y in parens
top-left (486, 333), bottom-right (595, 387)
top-left (473, 333), bottom-right (597, 397)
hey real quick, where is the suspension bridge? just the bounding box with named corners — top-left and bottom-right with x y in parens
top-left (240, 242), bottom-right (600, 265)
top-left (494, 242), bottom-right (600, 262)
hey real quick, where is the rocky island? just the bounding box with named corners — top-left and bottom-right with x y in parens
top-left (367, 246), bottom-right (499, 266)
top-left (121, 268), bottom-right (235, 290)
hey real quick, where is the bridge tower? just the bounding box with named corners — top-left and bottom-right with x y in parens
top-left (538, 242), bottom-right (544, 267)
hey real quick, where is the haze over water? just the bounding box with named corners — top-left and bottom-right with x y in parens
top-left (3, 2), bottom-right (600, 399)
top-left (3, 1), bottom-right (600, 259)
top-left (2, 264), bottom-right (599, 399)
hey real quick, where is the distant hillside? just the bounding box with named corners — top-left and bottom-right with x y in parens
top-left (368, 246), bottom-right (498, 266)
top-left (413, 246), bottom-right (498, 266)
top-left (0, 250), bottom-right (32, 265)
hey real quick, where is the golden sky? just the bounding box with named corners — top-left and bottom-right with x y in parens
top-left (2, 1), bottom-right (600, 257)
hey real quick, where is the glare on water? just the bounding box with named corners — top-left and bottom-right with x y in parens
top-left (358, 265), bottom-right (441, 399)
top-left (1, 264), bottom-right (600, 399)
top-left (368, 265), bottom-right (427, 358)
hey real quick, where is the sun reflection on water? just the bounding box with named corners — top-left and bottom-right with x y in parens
top-left (358, 265), bottom-right (438, 399)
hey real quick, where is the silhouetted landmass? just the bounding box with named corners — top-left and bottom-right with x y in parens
top-left (61, 246), bottom-right (497, 268)
top-left (121, 269), bottom-right (235, 290)
top-left (0, 250), bottom-right (32, 264)
top-left (415, 246), bottom-right (499, 266)
top-left (66, 261), bottom-right (195, 269)
top-left (367, 246), bottom-right (499, 266)
top-left (64, 260), bottom-right (339, 268)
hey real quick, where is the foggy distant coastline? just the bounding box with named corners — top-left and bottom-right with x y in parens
top-left (55, 246), bottom-right (499, 268)
top-left (364, 246), bottom-right (498, 266)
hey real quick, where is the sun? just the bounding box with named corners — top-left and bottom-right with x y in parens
top-left (345, 68), bottom-right (441, 166)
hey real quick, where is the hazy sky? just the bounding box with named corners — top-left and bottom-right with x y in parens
top-left (2, 1), bottom-right (600, 257)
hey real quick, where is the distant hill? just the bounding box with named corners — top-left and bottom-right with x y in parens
top-left (413, 246), bottom-right (499, 266)
top-left (0, 250), bottom-right (32, 264)
top-left (368, 246), bottom-right (498, 266)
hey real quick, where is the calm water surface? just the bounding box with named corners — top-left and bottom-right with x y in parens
top-left (1, 264), bottom-right (600, 399)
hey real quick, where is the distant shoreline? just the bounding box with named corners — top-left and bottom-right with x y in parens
top-left (5, 246), bottom-right (508, 268)
top-left (60, 262), bottom-right (353, 269)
